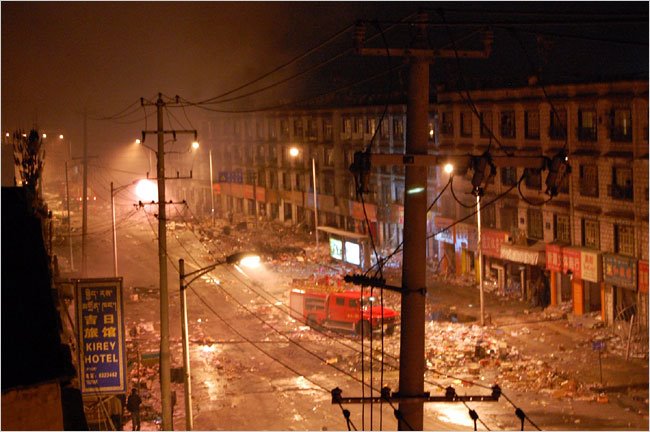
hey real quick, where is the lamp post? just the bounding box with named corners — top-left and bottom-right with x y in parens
top-left (289, 146), bottom-right (319, 247)
top-left (111, 179), bottom-right (157, 277)
top-left (178, 252), bottom-right (261, 430)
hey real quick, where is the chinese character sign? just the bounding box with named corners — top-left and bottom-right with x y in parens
top-left (75, 278), bottom-right (126, 394)
top-left (603, 254), bottom-right (637, 290)
top-left (562, 248), bottom-right (582, 279)
top-left (545, 244), bottom-right (563, 272)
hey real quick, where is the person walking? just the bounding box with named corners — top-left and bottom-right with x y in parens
top-left (126, 388), bottom-right (142, 431)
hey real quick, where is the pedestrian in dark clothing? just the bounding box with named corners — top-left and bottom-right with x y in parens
top-left (126, 388), bottom-right (142, 431)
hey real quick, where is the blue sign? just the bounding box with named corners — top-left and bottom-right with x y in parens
top-left (592, 340), bottom-right (606, 351)
top-left (218, 171), bottom-right (244, 184)
top-left (75, 278), bottom-right (126, 394)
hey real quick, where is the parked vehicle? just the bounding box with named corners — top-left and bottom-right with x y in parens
top-left (289, 288), bottom-right (399, 336)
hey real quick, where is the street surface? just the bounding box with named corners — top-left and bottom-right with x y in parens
top-left (51, 197), bottom-right (648, 431)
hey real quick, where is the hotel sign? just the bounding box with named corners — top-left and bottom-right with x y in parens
top-left (75, 278), bottom-right (126, 394)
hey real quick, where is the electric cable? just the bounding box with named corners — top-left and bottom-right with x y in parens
top-left (181, 62), bottom-right (407, 114)
top-left (450, 175), bottom-right (480, 209)
top-left (436, 9), bottom-right (514, 157)
top-left (517, 172), bottom-right (553, 206)
top-left (196, 23), bottom-right (355, 105)
top-left (164, 210), bottom-right (385, 395)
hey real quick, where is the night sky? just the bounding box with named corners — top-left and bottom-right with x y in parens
top-left (2, 2), bottom-right (648, 160)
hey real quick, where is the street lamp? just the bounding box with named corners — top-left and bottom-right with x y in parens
top-left (444, 162), bottom-right (485, 326)
top-left (111, 179), bottom-right (157, 276)
top-left (288, 146), bottom-right (319, 248)
top-left (178, 252), bottom-right (261, 430)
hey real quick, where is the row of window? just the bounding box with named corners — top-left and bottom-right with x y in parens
top-left (440, 107), bottom-right (635, 142)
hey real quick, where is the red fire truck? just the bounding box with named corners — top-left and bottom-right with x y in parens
top-left (289, 289), bottom-right (399, 336)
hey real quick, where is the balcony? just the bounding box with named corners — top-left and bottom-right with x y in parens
top-left (579, 181), bottom-right (599, 197)
top-left (608, 184), bottom-right (633, 201)
top-left (548, 125), bottom-right (567, 141)
top-left (577, 127), bottom-right (597, 142)
top-left (609, 127), bottom-right (632, 142)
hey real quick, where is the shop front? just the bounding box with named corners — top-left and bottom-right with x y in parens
top-left (559, 247), bottom-right (603, 317)
top-left (317, 226), bottom-right (371, 271)
top-left (480, 229), bottom-right (510, 295)
top-left (499, 242), bottom-right (546, 302)
top-left (455, 223), bottom-right (477, 277)
top-left (434, 216), bottom-right (456, 275)
top-left (602, 253), bottom-right (638, 325)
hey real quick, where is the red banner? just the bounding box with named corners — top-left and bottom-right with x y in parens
top-left (481, 229), bottom-right (509, 258)
top-left (562, 247), bottom-right (582, 279)
top-left (639, 260), bottom-right (648, 294)
top-left (546, 244), bottom-right (563, 272)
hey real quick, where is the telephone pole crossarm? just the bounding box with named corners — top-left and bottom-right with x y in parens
top-left (331, 385), bottom-right (501, 404)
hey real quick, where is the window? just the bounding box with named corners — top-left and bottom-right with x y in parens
top-left (610, 108), bottom-right (632, 142)
top-left (341, 117), bottom-right (352, 139)
top-left (324, 118), bottom-right (333, 141)
top-left (307, 118), bottom-right (318, 141)
top-left (354, 118), bottom-right (363, 134)
top-left (282, 172), bottom-right (291, 190)
top-left (480, 111), bottom-right (493, 138)
top-left (293, 119), bottom-right (303, 139)
top-left (268, 171), bottom-right (277, 189)
top-left (527, 208), bottom-right (543, 240)
top-left (460, 112), bottom-right (472, 137)
top-left (500, 110), bottom-right (515, 138)
top-left (295, 173), bottom-right (304, 192)
top-left (610, 166), bottom-right (633, 201)
top-left (482, 202), bottom-right (496, 229)
top-left (322, 173), bottom-right (334, 195)
top-left (366, 117), bottom-right (377, 135)
top-left (579, 164), bottom-right (599, 197)
top-left (268, 119), bottom-right (277, 140)
top-left (555, 214), bottom-right (571, 243)
top-left (280, 119), bottom-right (289, 139)
top-left (501, 167), bottom-right (518, 186)
top-left (582, 219), bottom-right (600, 249)
top-left (335, 297), bottom-right (345, 306)
top-left (256, 121), bottom-right (265, 139)
top-left (500, 206), bottom-right (518, 233)
top-left (324, 148), bottom-right (334, 167)
top-left (524, 110), bottom-right (540, 139)
top-left (577, 109), bottom-right (597, 141)
top-left (381, 118), bottom-right (389, 138)
top-left (524, 168), bottom-right (542, 190)
top-left (393, 118), bottom-right (404, 139)
top-left (549, 109), bottom-right (567, 140)
top-left (615, 224), bottom-right (635, 256)
top-left (441, 111), bottom-right (453, 135)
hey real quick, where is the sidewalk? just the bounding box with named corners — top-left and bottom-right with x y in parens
top-left (424, 272), bottom-right (649, 419)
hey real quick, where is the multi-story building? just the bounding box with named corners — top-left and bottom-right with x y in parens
top-left (201, 79), bottom-right (648, 328)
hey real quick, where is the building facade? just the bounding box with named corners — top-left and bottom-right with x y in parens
top-left (203, 79), bottom-right (649, 328)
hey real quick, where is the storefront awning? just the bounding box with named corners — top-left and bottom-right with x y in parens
top-left (500, 241), bottom-right (546, 266)
top-left (317, 226), bottom-right (368, 240)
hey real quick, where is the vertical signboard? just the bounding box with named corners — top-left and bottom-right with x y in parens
top-left (75, 278), bottom-right (126, 394)
top-left (329, 238), bottom-right (343, 260)
top-left (344, 241), bottom-right (361, 266)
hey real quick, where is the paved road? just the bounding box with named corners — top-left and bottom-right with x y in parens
top-left (55, 203), bottom-right (648, 430)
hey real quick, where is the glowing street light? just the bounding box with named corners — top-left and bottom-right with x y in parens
top-left (444, 163), bottom-right (454, 174)
top-left (178, 252), bottom-right (261, 430)
top-left (191, 141), bottom-right (200, 150)
top-left (59, 134), bottom-right (64, 140)
top-left (111, 179), bottom-right (157, 276)
top-left (288, 146), bottom-right (319, 247)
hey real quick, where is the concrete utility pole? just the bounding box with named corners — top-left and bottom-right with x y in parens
top-left (354, 12), bottom-right (493, 429)
top-left (82, 108), bottom-right (88, 276)
top-left (141, 93), bottom-right (197, 431)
